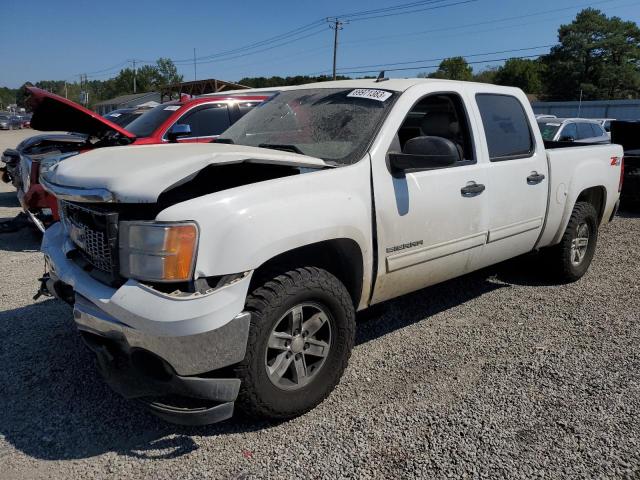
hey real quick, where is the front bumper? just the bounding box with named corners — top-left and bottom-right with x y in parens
top-left (42, 222), bottom-right (253, 424)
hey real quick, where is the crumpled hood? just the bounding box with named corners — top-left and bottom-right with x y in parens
top-left (43, 142), bottom-right (330, 203)
top-left (26, 86), bottom-right (135, 139)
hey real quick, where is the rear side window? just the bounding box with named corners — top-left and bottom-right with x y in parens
top-left (238, 102), bottom-right (260, 118)
top-left (476, 94), bottom-right (534, 161)
top-left (176, 105), bottom-right (230, 138)
top-left (577, 122), bottom-right (595, 140)
top-left (561, 123), bottom-right (578, 141)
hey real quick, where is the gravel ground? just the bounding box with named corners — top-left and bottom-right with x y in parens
top-left (0, 129), bottom-right (639, 479)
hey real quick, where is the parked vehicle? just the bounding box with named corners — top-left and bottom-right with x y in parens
top-left (20, 114), bottom-right (32, 128)
top-left (537, 118), bottom-right (610, 144)
top-left (40, 80), bottom-right (623, 425)
top-left (103, 107), bottom-right (150, 127)
top-left (1, 87), bottom-right (272, 231)
top-left (0, 114), bottom-right (23, 130)
top-left (593, 118), bottom-right (616, 135)
top-left (611, 120), bottom-right (640, 204)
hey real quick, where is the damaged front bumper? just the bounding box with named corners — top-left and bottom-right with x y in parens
top-left (41, 222), bottom-right (253, 425)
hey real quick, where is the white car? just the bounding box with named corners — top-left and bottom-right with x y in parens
top-left (537, 118), bottom-right (610, 144)
top-left (40, 79), bottom-right (623, 425)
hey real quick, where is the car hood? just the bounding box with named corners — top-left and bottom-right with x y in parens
top-left (42, 143), bottom-right (331, 203)
top-left (26, 86), bottom-right (135, 139)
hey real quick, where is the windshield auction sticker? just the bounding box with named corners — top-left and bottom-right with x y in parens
top-left (347, 89), bottom-right (392, 102)
top-left (164, 105), bottom-right (181, 111)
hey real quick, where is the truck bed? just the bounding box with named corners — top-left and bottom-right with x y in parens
top-left (537, 143), bottom-right (623, 248)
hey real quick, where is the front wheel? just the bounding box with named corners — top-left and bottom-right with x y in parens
top-left (235, 267), bottom-right (355, 420)
top-left (548, 201), bottom-right (599, 282)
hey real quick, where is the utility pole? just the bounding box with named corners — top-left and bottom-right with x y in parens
top-left (193, 48), bottom-right (197, 81)
top-left (64, 81), bottom-right (68, 99)
top-left (132, 59), bottom-right (137, 93)
top-left (327, 17), bottom-right (347, 80)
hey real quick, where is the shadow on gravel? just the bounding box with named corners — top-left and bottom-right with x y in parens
top-left (0, 299), bottom-right (280, 462)
top-left (0, 224), bottom-right (40, 252)
top-left (0, 191), bottom-right (19, 208)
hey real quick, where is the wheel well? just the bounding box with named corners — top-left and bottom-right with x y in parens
top-left (250, 239), bottom-right (364, 308)
top-left (576, 186), bottom-right (606, 222)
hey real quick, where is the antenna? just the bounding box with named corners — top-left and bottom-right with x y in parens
top-left (375, 70), bottom-right (388, 82)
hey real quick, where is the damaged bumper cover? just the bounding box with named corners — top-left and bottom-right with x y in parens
top-left (42, 222), bottom-right (253, 424)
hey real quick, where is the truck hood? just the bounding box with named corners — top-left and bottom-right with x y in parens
top-left (26, 86), bottom-right (135, 139)
top-left (43, 143), bottom-right (331, 203)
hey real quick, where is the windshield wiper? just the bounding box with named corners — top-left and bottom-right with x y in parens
top-left (213, 138), bottom-right (234, 144)
top-left (258, 143), bottom-right (304, 155)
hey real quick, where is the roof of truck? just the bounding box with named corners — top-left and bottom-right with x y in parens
top-left (219, 78), bottom-right (513, 94)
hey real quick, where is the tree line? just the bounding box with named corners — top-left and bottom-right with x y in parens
top-left (2, 8), bottom-right (638, 111)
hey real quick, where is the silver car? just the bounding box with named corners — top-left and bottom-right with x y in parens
top-left (537, 118), bottom-right (610, 144)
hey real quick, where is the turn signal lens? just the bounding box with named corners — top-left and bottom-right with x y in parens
top-left (119, 222), bottom-right (199, 282)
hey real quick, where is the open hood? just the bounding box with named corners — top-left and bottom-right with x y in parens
top-left (26, 86), bottom-right (136, 139)
top-left (42, 143), bottom-right (330, 203)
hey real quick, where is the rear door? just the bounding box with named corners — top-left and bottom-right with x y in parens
top-left (472, 92), bottom-right (549, 267)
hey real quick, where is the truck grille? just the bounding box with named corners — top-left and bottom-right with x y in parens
top-left (60, 201), bottom-right (119, 278)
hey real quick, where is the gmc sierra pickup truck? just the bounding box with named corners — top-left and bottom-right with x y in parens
top-left (39, 79), bottom-right (623, 425)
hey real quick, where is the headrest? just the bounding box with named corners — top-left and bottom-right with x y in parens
top-left (421, 112), bottom-right (455, 138)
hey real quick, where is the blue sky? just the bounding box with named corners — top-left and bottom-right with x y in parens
top-left (2, 0), bottom-right (639, 88)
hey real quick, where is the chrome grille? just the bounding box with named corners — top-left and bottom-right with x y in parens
top-left (60, 201), bottom-right (118, 276)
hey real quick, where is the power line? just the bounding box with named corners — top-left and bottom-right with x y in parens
top-left (328, 44), bottom-right (555, 73)
top-left (338, 53), bottom-right (545, 75)
top-left (346, 0), bottom-right (478, 22)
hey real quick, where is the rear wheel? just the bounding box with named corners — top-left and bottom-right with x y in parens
top-left (548, 201), bottom-right (598, 282)
top-left (235, 267), bottom-right (355, 419)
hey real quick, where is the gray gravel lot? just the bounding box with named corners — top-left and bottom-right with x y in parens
top-left (0, 129), bottom-right (639, 479)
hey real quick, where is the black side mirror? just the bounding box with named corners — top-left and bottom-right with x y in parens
top-left (167, 124), bottom-right (191, 143)
top-left (559, 135), bottom-right (575, 142)
top-left (389, 136), bottom-right (460, 173)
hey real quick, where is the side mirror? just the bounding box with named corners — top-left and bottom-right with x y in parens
top-left (389, 136), bottom-right (460, 173)
top-left (167, 124), bottom-right (191, 143)
top-left (559, 135), bottom-right (575, 142)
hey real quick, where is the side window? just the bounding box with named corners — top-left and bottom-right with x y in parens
top-left (176, 105), bottom-right (230, 138)
top-left (238, 102), bottom-right (259, 119)
top-left (603, 121), bottom-right (611, 133)
top-left (577, 122), bottom-right (594, 140)
top-left (475, 94), bottom-right (533, 161)
top-left (561, 123), bottom-right (577, 141)
top-left (395, 93), bottom-right (475, 163)
top-left (593, 124), bottom-right (605, 136)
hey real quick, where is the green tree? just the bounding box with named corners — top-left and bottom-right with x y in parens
top-left (154, 58), bottom-right (183, 88)
top-left (473, 67), bottom-right (499, 84)
top-left (543, 8), bottom-right (640, 100)
top-left (494, 58), bottom-right (544, 93)
top-left (428, 57), bottom-right (473, 81)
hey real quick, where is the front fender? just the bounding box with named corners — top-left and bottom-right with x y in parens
top-left (156, 158), bottom-right (374, 284)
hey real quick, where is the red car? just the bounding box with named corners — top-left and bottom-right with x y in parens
top-left (5, 87), bottom-right (272, 231)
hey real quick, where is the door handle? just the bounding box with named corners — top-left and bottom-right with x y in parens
top-left (461, 182), bottom-right (486, 197)
top-left (527, 172), bottom-right (546, 185)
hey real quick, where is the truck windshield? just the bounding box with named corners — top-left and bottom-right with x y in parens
top-left (125, 103), bottom-right (180, 137)
top-left (219, 88), bottom-right (397, 165)
top-left (537, 120), bottom-right (562, 141)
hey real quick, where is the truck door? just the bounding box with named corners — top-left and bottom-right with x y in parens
top-left (369, 91), bottom-right (489, 304)
top-left (473, 93), bottom-right (548, 267)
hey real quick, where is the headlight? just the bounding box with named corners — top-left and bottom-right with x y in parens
top-left (119, 222), bottom-right (199, 282)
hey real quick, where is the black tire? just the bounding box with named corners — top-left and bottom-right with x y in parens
top-left (235, 266), bottom-right (355, 420)
top-left (548, 201), bottom-right (599, 282)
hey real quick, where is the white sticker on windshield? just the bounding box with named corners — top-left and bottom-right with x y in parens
top-left (347, 89), bottom-right (392, 102)
top-left (108, 113), bottom-right (121, 117)
top-left (164, 105), bottom-right (180, 111)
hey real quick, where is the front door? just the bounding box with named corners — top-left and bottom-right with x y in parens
top-left (370, 91), bottom-right (490, 304)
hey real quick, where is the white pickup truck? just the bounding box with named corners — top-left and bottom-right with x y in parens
top-left (40, 79), bottom-right (623, 425)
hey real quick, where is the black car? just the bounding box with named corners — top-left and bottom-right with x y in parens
top-left (611, 121), bottom-right (640, 205)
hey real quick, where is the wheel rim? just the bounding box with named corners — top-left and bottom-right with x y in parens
top-left (265, 302), bottom-right (332, 391)
top-left (570, 221), bottom-right (590, 266)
